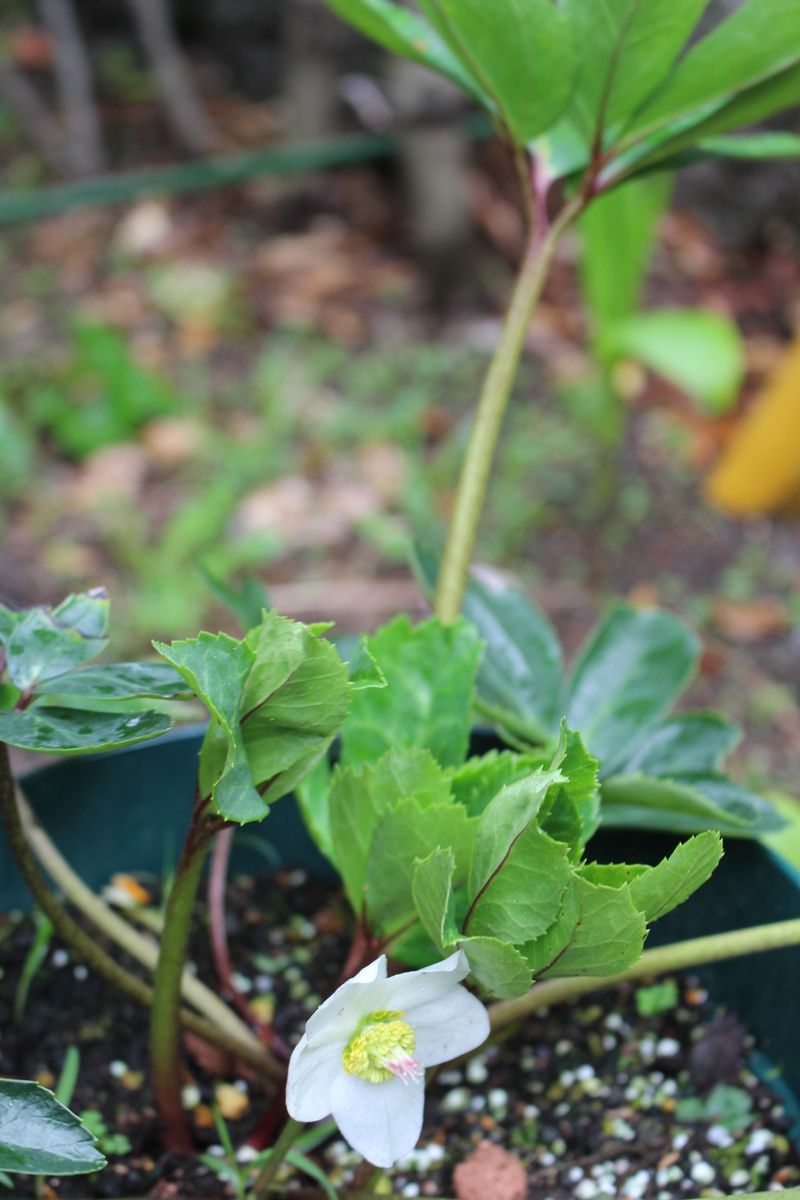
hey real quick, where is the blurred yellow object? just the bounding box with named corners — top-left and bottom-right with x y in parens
top-left (705, 335), bottom-right (800, 515)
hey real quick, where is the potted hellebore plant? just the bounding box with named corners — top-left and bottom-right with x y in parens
top-left (3, 0), bottom-right (800, 1195)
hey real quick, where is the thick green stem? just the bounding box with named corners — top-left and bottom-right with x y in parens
top-left (434, 194), bottom-right (584, 624)
top-left (489, 918), bottom-right (800, 1031)
top-left (149, 798), bottom-right (217, 1152)
top-left (252, 1117), bottom-right (305, 1198)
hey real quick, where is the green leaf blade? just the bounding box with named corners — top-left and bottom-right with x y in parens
top-left (564, 602), bottom-right (699, 773)
top-left (0, 1081), bottom-right (106, 1176)
top-left (323, 0), bottom-right (485, 100)
top-left (629, 831), bottom-right (723, 922)
top-left (0, 707), bottom-right (171, 754)
top-left (425, 0), bottom-right (576, 144)
top-left (341, 616), bottom-right (481, 769)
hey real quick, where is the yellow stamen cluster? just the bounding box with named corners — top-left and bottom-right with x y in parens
top-left (342, 1010), bottom-right (416, 1084)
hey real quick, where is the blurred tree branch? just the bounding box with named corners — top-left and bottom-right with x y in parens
top-left (0, 52), bottom-right (74, 175)
top-left (124, 0), bottom-right (217, 155)
top-left (38, 0), bottom-right (105, 174)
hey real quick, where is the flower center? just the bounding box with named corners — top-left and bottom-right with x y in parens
top-left (342, 1009), bottom-right (422, 1085)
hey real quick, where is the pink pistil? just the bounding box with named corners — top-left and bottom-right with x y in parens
top-left (388, 1056), bottom-right (424, 1084)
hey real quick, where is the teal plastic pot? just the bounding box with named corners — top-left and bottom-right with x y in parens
top-left (3, 726), bottom-right (800, 1138)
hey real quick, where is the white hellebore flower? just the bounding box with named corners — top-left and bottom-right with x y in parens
top-left (286, 949), bottom-right (489, 1168)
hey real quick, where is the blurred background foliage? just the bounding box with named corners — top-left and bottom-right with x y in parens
top-left (0, 0), bottom-right (798, 797)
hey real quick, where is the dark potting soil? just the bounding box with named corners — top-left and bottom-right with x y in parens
top-left (1, 871), bottom-right (798, 1199)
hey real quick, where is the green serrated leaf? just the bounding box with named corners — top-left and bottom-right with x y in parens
top-left (412, 846), bottom-right (459, 953)
top-left (242, 626), bottom-right (350, 807)
top-left (157, 631), bottom-right (263, 822)
top-left (578, 862), bottom-right (648, 888)
top-left (629, 831), bottom-right (723, 922)
top-left (0, 1080), bottom-right (106, 1175)
top-left (468, 767), bottom-right (564, 899)
top-left (564, 602), bottom-right (699, 773)
top-left (420, 0), bottom-right (575, 144)
top-left (341, 615), bottom-right (482, 769)
top-left (348, 641), bottom-right (387, 692)
top-left (0, 706), bottom-right (171, 754)
top-left (547, 724), bottom-right (601, 851)
top-left (458, 936), bottom-right (532, 999)
top-left (330, 750), bottom-right (451, 911)
top-left (449, 750), bottom-right (548, 818)
top-left (466, 823), bottom-right (572, 945)
top-left (525, 874), bottom-right (647, 979)
top-left (365, 797), bottom-right (476, 937)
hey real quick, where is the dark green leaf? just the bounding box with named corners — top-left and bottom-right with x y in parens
top-left (341, 615), bottom-right (481, 769)
top-left (0, 1080), bottom-right (106, 1175)
top-left (420, 0), bottom-right (575, 143)
top-left (563, 0), bottom-right (709, 141)
top-left (615, 62), bottom-right (800, 177)
top-left (415, 549), bottom-right (563, 738)
top-left (629, 831), bottom-right (723, 921)
top-left (6, 609), bottom-right (108, 691)
top-left (0, 706), bottom-right (171, 754)
top-left (52, 590), bottom-right (109, 639)
top-left (624, 0), bottom-right (800, 146)
top-left (620, 712), bottom-right (740, 775)
top-left (563, 602), bottom-right (699, 773)
top-left (36, 662), bottom-right (191, 703)
top-left (323, 0), bottom-right (485, 100)
top-left (600, 772), bottom-right (785, 836)
top-left (686, 131), bottom-right (800, 161)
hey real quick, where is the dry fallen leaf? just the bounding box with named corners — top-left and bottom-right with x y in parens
top-left (712, 597), bottom-right (790, 642)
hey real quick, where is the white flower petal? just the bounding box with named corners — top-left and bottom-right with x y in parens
top-left (305, 955), bottom-right (389, 1047)
top-left (375, 950), bottom-right (470, 1013)
top-left (410, 986), bottom-right (490, 1067)
top-left (286, 1034), bottom-right (341, 1122)
top-left (330, 1072), bottom-right (425, 1168)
